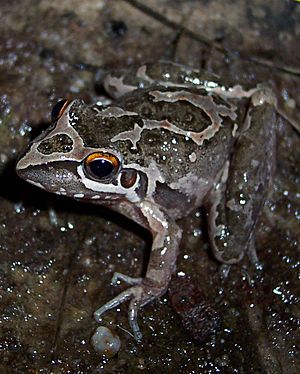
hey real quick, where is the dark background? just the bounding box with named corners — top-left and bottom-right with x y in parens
top-left (0, 0), bottom-right (299, 372)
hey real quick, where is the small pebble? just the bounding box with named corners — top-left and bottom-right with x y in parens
top-left (91, 326), bottom-right (121, 358)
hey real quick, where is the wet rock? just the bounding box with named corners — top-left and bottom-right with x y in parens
top-left (169, 276), bottom-right (220, 344)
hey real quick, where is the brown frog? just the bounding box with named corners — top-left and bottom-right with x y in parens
top-left (16, 62), bottom-right (277, 340)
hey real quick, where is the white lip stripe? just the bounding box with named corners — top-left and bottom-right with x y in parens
top-left (76, 158), bottom-right (164, 203)
top-left (76, 165), bottom-right (141, 202)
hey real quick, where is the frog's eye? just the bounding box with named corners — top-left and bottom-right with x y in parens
top-left (51, 99), bottom-right (70, 121)
top-left (84, 152), bottom-right (120, 182)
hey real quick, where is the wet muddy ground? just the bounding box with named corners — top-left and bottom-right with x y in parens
top-left (0, 1), bottom-right (299, 372)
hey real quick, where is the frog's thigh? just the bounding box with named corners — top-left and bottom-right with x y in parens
top-left (208, 101), bottom-right (276, 264)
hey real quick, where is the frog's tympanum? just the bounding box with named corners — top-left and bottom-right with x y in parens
top-left (16, 62), bottom-right (277, 340)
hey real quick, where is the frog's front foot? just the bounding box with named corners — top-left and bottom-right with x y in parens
top-left (111, 272), bottom-right (142, 286)
top-left (94, 273), bottom-right (163, 341)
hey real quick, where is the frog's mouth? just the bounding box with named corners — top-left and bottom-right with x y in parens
top-left (16, 160), bottom-right (82, 194)
top-left (16, 160), bottom-right (127, 201)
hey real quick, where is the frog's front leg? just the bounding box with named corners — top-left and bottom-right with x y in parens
top-left (207, 89), bottom-right (277, 265)
top-left (94, 202), bottom-right (182, 340)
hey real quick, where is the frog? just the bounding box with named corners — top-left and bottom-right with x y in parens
top-left (16, 61), bottom-right (277, 341)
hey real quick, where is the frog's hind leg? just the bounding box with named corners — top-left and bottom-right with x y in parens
top-left (206, 90), bottom-right (277, 265)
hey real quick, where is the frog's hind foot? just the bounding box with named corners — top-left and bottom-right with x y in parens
top-left (219, 263), bottom-right (231, 279)
top-left (94, 273), bottom-right (164, 341)
top-left (246, 236), bottom-right (264, 271)
top-left (219, 237), bottom-right (263, 279)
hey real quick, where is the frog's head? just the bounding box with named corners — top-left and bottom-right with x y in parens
top-left (16, 99), bottom-right (146, 204)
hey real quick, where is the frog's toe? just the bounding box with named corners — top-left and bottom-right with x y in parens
top-left (219, 263), bottom-right (231, 278)
top-left (128, 297), bottom-right (143, 341)
top-left (111, 272), bottom-right (143, 286)
top-left (246, 236), bottom-right (264, 270)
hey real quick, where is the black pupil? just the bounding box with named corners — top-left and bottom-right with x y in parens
top-left (51, 99), bottom-right (67, 121)
top-left (89, 158), bottom-right (114, 179)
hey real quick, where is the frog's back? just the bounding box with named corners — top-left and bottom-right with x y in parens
top-left (109, 85), bottom-right (238, 206)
